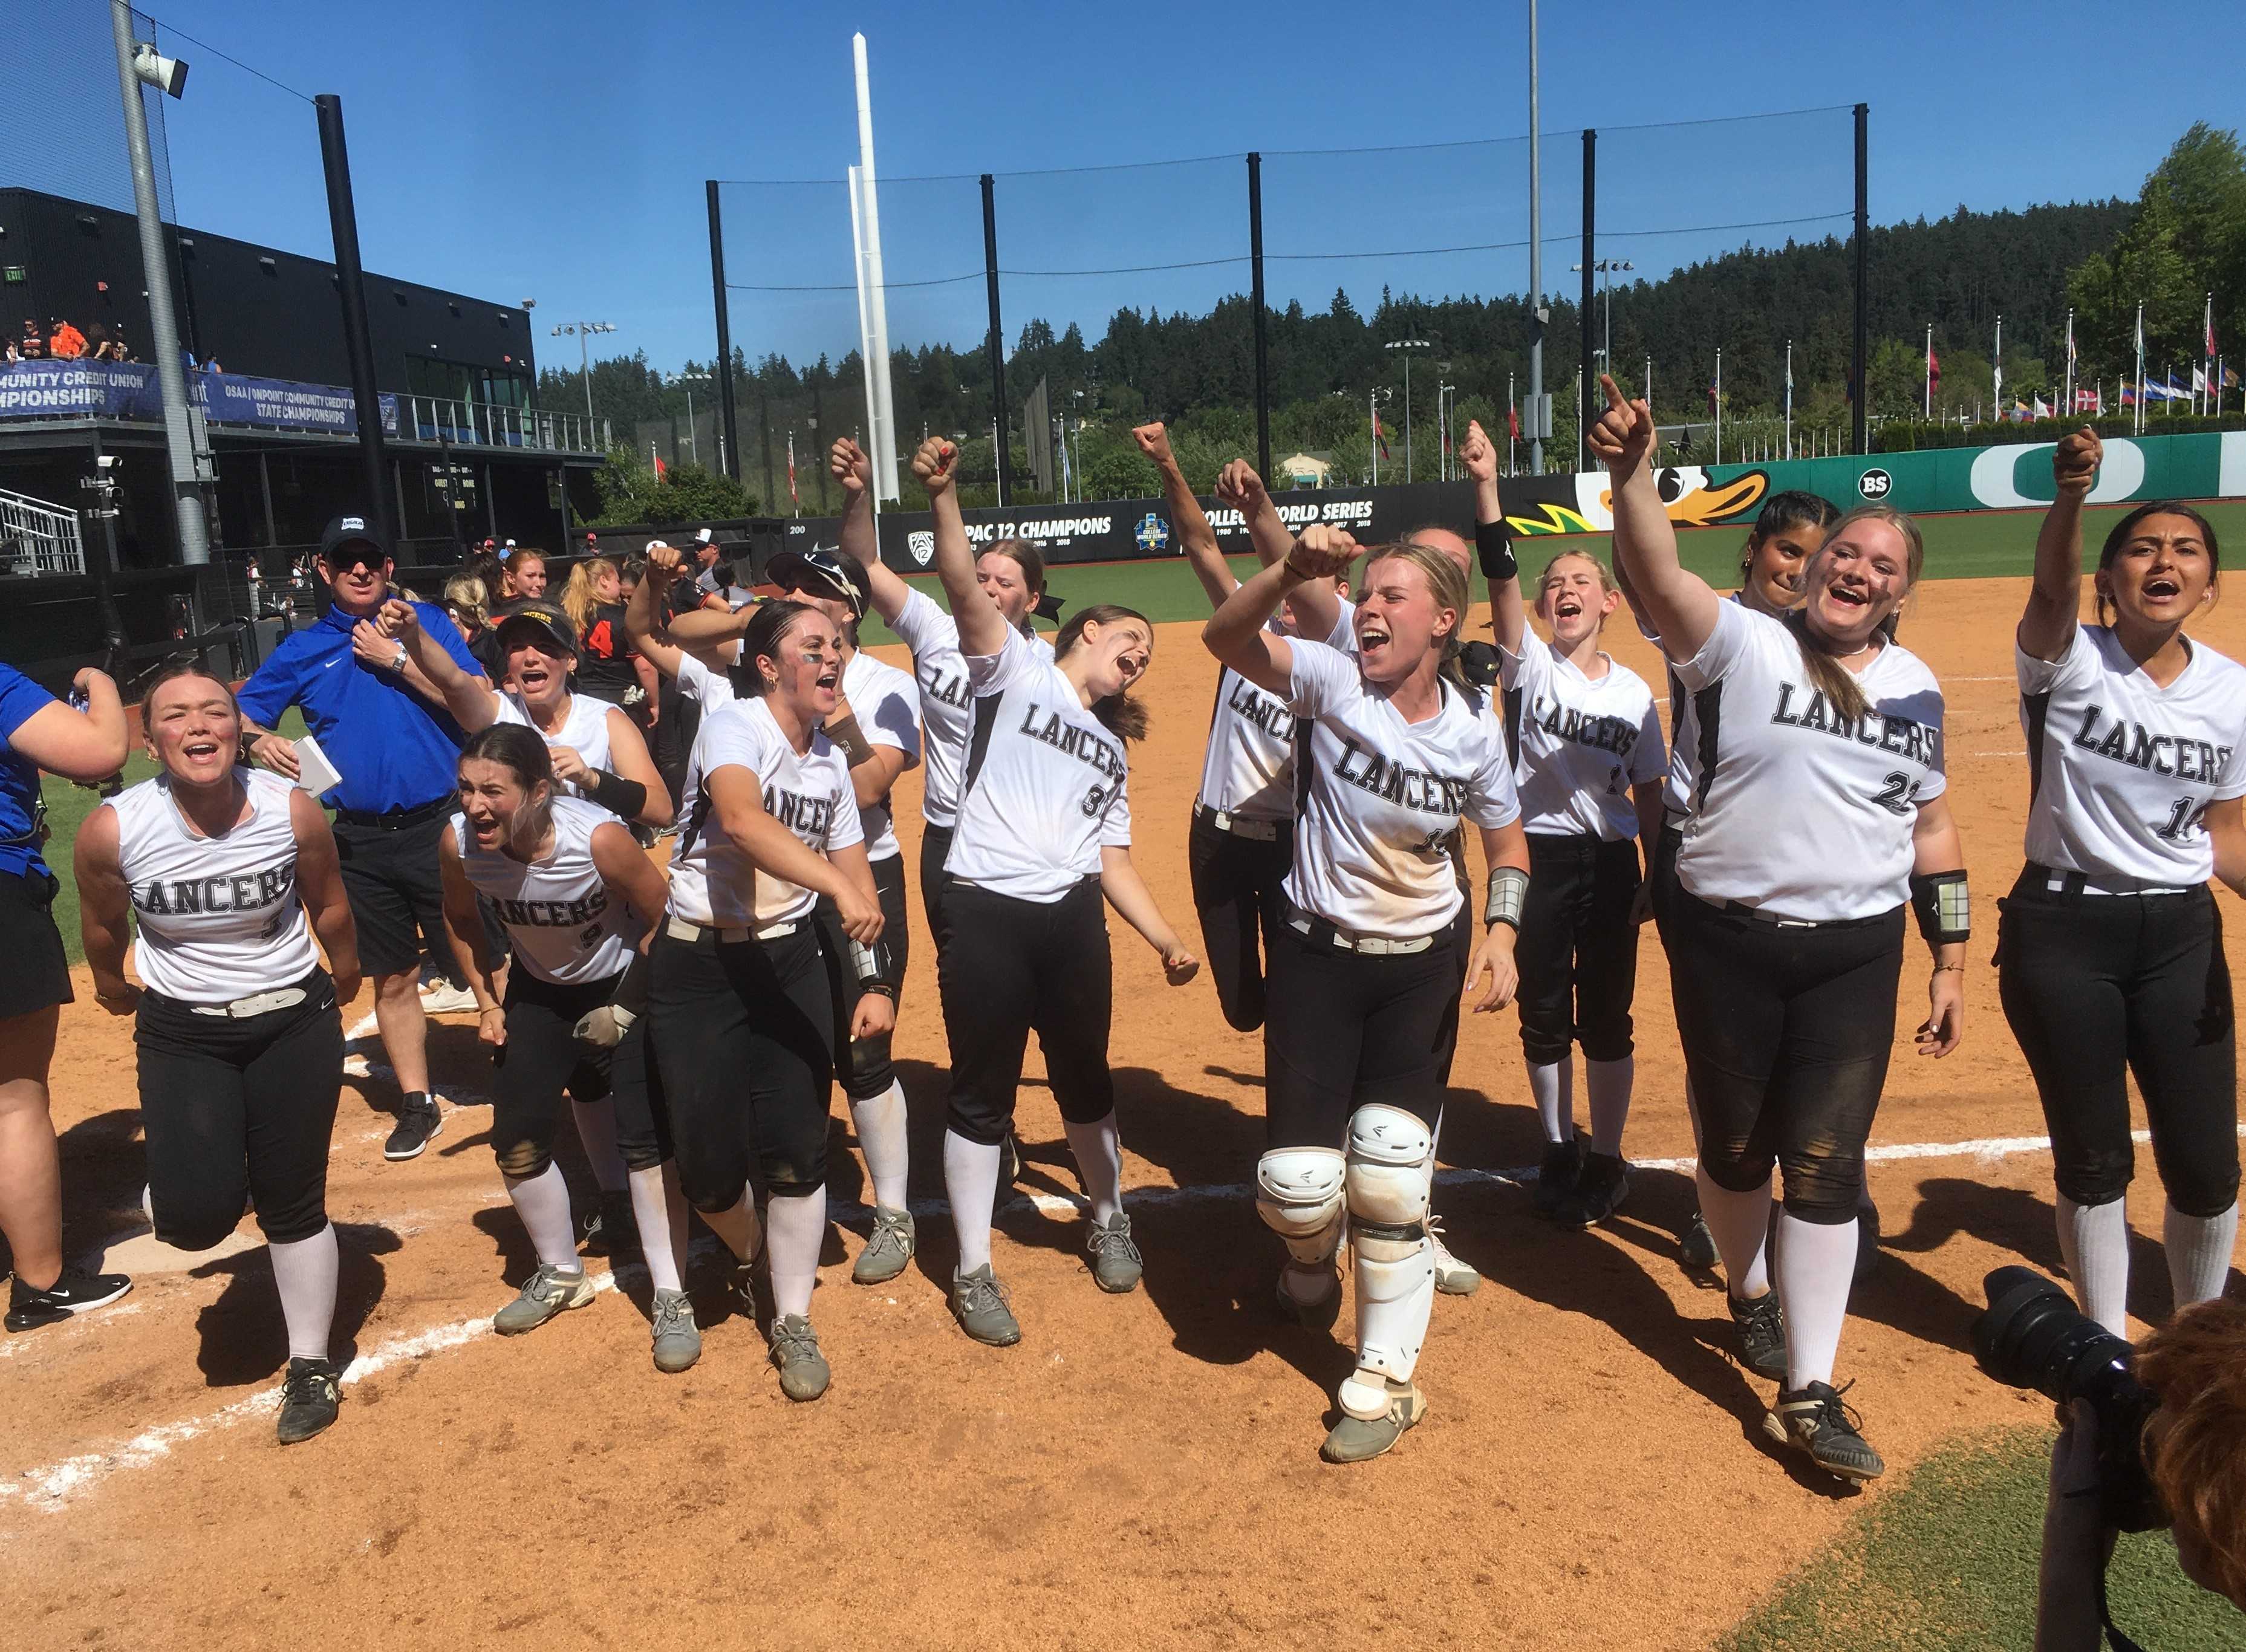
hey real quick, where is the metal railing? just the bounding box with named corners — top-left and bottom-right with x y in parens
top-left (397, 395), bottom-right (612, 456)
top-left (0, 486), bottom-right (87, 576)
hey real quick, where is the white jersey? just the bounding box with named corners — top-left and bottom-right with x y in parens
top-left (1284, 639), bottom-right (1521, 937)
top-left (672, 648), bottom-right (737, 710)
top-left (839, 648), bottom-right (922, 862)
top-left (110, 767), bottom-right (319, 1004)
top-left (668, 697), bottom-right (864, 927)
top-left (452, 796), bottom-right (640, 986)
top-left (1197, 600), bottom-right (1359, 821)
top-left (1673, 601), bottom-right (1947, 922)
top-left (1653, 592), bottom-right (1744, 818)
top-left (1499, 629), bottom-right (1665, 841)
top-left (888, 587), bottom-right (1052, 829)
top-left (945, 625), bottom-right (1130, 903)
top-left (2019, 625), bottom-right (2246, 888)
top-left (492, 691), bottom-right (614, 804)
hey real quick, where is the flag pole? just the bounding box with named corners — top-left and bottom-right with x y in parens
top-left (1714, 347), bottom-right (1723, 464)
top-left (1924, 324), bottom-right (1931, 420)
top-left (2134, 298), bottom-right (2146, 436)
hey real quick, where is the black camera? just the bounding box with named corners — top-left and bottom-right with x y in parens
top-left (1972, 1266), bottom-right (2165, 1532)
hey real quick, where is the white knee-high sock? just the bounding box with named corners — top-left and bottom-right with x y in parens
top-left (570, 1096), bottom-right (630, 1195)
top-left (945, 1130), bottom-right (1002, 1273)
top-left (1585, 1056), bottom-right (1634, 1157)
top-left (2164, 1200), bottom-right (2239, 1313)
top-left (763, 1188), bottom-right (827, 1320)
top-left (1529, 1055), bottom-right (1575, 1143)
top-left (1696, 1166), bottom-right (1772, 1299)
top-left (1774, 1211), bottom-right (1858, 1390)
top-left (698, 1190), bottom-right (761, 1264)
top-left (269, 1224), bottom-right (338, 1363)
top-left (504, 1162), bottom-right (582, 1271)
top-left (1062, 1113), bottom-right (1124, 1226)
top-left (850, 1080), bottom-right (911, 1211)
top-left (629, 1162), bottom-right (688, 1295)
top-left (2056, 1193), bottom-right (2132, 1338)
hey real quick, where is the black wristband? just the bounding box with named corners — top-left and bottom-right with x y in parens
top-left (1476, 519), bottom-right (1518, 582)
top-left (1910, 869), bottom-right (1971, 946)
top-left (581, 769), bottom-right (648, 821)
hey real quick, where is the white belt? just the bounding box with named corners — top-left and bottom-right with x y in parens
top-left (665, 914), bottom-right (799, 945)
top-left (2045, 871), bottom-right (2190, 897)
top-left (1196, 803), bottom-right (1284, 842)
top-left (189, 986), bottom-right (308, 1019)
top-left (1287, 912), bottom-right (1440, 957)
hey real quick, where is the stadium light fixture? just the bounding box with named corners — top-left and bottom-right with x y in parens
top-left (1384, 339), bottom-right (1433, 481)
top-left (132, 41), bottom-right (189, 99)
top-left (552, 320), bottom-right (618, 422)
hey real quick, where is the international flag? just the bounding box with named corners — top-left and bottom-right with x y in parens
top-left (2074, 386), bottom-right (2101, 413)
top-left (2207, 295), bottom-right (2219, 361)
top-left (1928, 345), bottom-right (1941, 386)
top-left (1707, 379), bottom-right (1719, 415)
top-left (2225, 365), bottom-right (2241, 389)
top-left (1373, 414), bottom-right (1391, 461)
top-left (654, 455), bottom-right (667, 480)
top-left (2065, 317), bottom-right (2076, 372)
top-left (2120, 380), bottom-right (2138, 407)
top-left (1507, 402), bottom-right (1522, 441)
top-left (787, 433), bottom-right (799, 504)
top-left (2033, 395), bottom-right (2051, 418)
top-left (2193, 365), bottom-right (2210, 394)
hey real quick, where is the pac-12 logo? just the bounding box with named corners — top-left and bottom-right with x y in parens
top-left (1134, 513), bottom-right (1170, 553)
top-left (907, 530), bottom-right (936, 567)
top-left (1857, 469), bottom-right (1893, 501)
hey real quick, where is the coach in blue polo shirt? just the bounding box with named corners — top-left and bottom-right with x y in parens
top-left (238, 513), bottom-right (487, 1162)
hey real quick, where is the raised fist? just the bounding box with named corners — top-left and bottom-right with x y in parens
top-left (1214, 460), bottom-right (1269, 514)
top-left (911, 435), bottom-right (957, 498)
top-left (830, 437), bottom-right (870, 495)
top-left (2052, 427), bottom-right (2102, 496)
top-left (374, 597), bottom-right (418, 642)
top-left (1131, 422), bottom-right (1174, 466)
top-left (1586, 374), bottom-right (1655, 475)
top-left (1289, 523), bottom-right (1359, 581)
top-left (644, 540), bottom-right (682, 574)
top-left (1459, 419), bottom-right (1497, 483)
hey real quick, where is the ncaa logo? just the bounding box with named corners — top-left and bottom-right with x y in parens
top-left (1857, 469), bottom-right (1893, 501)
top-left (1134, 513), bottom-right (1171, 553)
top-left (907, 530), bottom-right (936, 567)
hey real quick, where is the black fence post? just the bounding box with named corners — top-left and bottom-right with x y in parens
top-left (1852, 102), bottom-right (1870, 455)
top-left (314, 94), bottom-right (394, 549)
top-left (1249, 151), bottom-right (1271, 483)
top-left (982, 174), bottom-right (1011, 507)
top-left (1581, 128), bottom-right (1596, 426)
top-left (706, 180), bottom-right (743, 483)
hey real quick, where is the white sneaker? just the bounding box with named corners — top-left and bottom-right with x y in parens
top-left (1430, 1218), bottom-right (1480, 1297)
top-left (418, 981), bottom-right (478, 1015)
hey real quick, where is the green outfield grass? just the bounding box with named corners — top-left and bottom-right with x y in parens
top-left (861, 500), bottom-right (2246, 637)
top-left (1722, 1425), bottom-right (2240, 1650)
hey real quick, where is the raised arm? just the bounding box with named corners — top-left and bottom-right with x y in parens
top-left (586, 707), bottom-right (674, 828)
top-left (1590, 375), bottom-right (1719, 662)
top-left (2019, 428), bottom-right (2101, 663)
top-left (623, 543), bottom-right (691, 680)
top-left (1220, 460), bottom-right (1338, 639)
top-left (1205, 526), bottom-right (1358, 695)
top-left (10, 668), bottom-right (128, 782)
top-left (838, 438), bottom-right (914, 626)
top-left (1462, 419), bottom-right (1525, 653)
top-left (290, 787), bottom-right (359, 1007)
top-left (377, 599), bottom-right (498, 732)
top-left (1135, 423), bottom-right (1232, 610)
top-left (911, 436), bottom-right (1007, 658)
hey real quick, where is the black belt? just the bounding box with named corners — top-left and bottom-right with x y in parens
top-left (1194, 802), bottom-right (1285, 842)
top-left (1696, 893), bottom-right (1894, 932)
top-left (1526, 830), bottom-right (1607, 857)
top-left (333, 795), bottom-right (454, 831)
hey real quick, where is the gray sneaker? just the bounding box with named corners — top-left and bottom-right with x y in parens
top-left (1429, 1220), bottom-right (1480, 1296)
top-left (649, 1287), bottom-right (701, 1374)
top-left (492, 1264), bottom-right (594, 1335)
top-left (1321, 1378), bottom-right (1428, 1464)
top-left (949, 1264), bottom-right (1021, 1346)
top-left (852, 1206), bottom-right (916, 1285)
top-left (768, 1313), bottom-right (830, 1401)
top-left (1085, 1211), bottom-right (1142, 1294)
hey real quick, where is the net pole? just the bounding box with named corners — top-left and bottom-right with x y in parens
top-left (1581, 128), bottom-right (1596, 440)
top-left (705, 180), bottom-right (741, 482)
top-left (1248, 151), bottom-right (1271, 483)
top-left (1852, 101), bottom-right (1869, 455)
top-left (1526, 0), bottom-right (1545, 475)
top-left (313, 93), bottom-right (391, 557)
top-left (981, 174), bottom-right (1011, 506)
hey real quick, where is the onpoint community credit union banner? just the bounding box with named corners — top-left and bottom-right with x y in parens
top-left (0, 359), bottom-right (398, 438)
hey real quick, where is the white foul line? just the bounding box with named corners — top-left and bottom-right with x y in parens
top-left (9, 1123), bottom-right (2236, 1517)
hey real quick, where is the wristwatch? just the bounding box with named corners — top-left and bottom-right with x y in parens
top-left (387, 644), bottom-right (409, 672)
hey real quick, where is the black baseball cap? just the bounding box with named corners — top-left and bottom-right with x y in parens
top-left (766, 547), bottom-right (868, 620)
top-left (317, 513), bottom-right (389, 565)
top-left (491, 596), bottom-right (579, 656)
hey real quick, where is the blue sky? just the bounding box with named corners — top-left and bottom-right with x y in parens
top-left (24, 0), bottom-right (2246, 380)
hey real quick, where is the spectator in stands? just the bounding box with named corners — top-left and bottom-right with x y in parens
top-left (236, 513), bottom-right (493, 1163)
top-left (16, 322), bottom-right (45, 362)
top-left (90, 328), bottom-right (124, 363)
top-left (559, 558), bottom-right (640, 717)
top-left (48, 320), bottom-right (86, 360)
top-left (442, 573), bottom-right (504, 681)
top-left (500, 549), bottom-right (548, 602)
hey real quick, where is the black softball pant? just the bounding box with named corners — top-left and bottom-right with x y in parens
top-left (490, 967), bottom-right (648, 1180)
top-left (135, 970), bottom-right (342, 1250)
top-left (1667, 894), bottom-right (1905, 1223)
top-left (812, 851), bottom-right (911, 1102)
top-left (1186, 810), bottom-right (1293, 1034)
top-left (1515, 833), bottom-right (1642, 1065)
top-left (647, 925), bottom-right (833, 1211)
top-left (1264, 919), bottom-right (1464, 1151)
top-left (920, 821), bottom-right (954, 947)
top-left (938, 877), bottom-right (1113, 1146)
top-left (1997, 874), bottom-right (2238, 1217)
top-left (1645, 821), bottom-right (1685, 948)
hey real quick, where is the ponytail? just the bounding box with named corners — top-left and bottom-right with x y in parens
top-left (1055, 602), bottom-right (1153, 743)
top-left (1781, 608), bottom-right (1872, 726)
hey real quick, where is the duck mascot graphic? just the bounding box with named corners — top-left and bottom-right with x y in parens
top-left (1501, 466), bottom-right (1769, 536)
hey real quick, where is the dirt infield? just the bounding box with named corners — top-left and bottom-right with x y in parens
top-left (5, 576), bottom-right (2242, 1650)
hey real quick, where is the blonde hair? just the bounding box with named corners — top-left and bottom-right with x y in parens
top-left (1788, 504), bottom-right (1927, 724)
top-left (442, 574), bottom-right (489, 631)
top-left (1364, 541), bottom-right (1473, 697)
top-left (561, 558), bottom-right (619, 630)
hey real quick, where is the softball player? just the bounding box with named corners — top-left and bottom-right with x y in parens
top-left (2002, 431), bottom-right (2244, 1337)
top-left (650, 599), bottom-right (894, 1402)
top-left (1612, 488), bottom-right (1847, 1270)
top-left (435, 726), bottom-right (693, 1370)
top-left (912, 436), bottom-right (1199, 1348)
top-left (74, 663), bottom-right (360, 1444)
top-left (662, 530), bottom-right (925, 1286)
top-left (1599, 376), bottom-right (1965, 1482)
top-left (1206, 524), bottom-right (1529, 1464)
top-left (1462, 420), bottom-right (1667, 1226)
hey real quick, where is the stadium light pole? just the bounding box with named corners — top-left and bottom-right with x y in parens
top-left (1851, 102), bottom-right (1869, 455)
top-left (1580, 129), bottom-right (1595, 446)
top-left (313, 93), bottom-right (394, 558)
top-left (109, 1), bottom-right (210, 565)
top-left (1385, 339), bottom-right (1430, 481)
top-left (1526, 0), bottom-right (1545, 475)
top-left (705, 180), bottom-right (743, 483)
top-left (674, 371), bottom-right (712, 466)
top-left (553, 322), bottom-right (616, 426)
